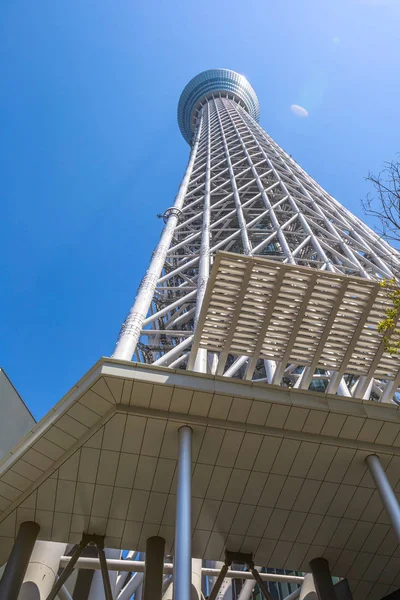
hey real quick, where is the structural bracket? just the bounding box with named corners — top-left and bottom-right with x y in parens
top-left (45, 534), bottom-right (113, 600)
top-left (208, 551), bottom-right (274, 600)
top-left (160, 207), bottom-right (183, 223)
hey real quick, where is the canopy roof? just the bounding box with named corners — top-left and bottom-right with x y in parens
top-left (0, 359), bottom-right (399, 599)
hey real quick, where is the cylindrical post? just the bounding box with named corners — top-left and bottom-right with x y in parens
top-left (191, 558), bottom-right (202, 600)
top-left (112, 116), bottom-right (203, 362)
top-left (0, 521), bottom-right (40, 600)
top-left (174, 426), bottom-right (192, 600)
top-left (18, 541), bottom-right (67, 600)
top-left (366, 454), bottom-right (400, 543)
top-left (309, 558), bottom-right (336, 600)
top-left (193, 103), bottom-right (211, 374)
top-left (142, 536), bottom-right (165, 600)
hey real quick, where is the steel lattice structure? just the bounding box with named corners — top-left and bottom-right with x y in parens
top-left (113, 69), bottom-right (400, 402)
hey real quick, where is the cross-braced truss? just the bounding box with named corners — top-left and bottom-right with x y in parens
top-left (114, 94), bottom-right (400, 401)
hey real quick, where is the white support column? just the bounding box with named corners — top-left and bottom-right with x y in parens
top-left (113, 116), bottom-right (203, 361)
top-left (191, 558), bottom-right (202, 600)
top-left (366, 454), bottom-right (400, 543)
top-left (194, 102), bottom-right (212, 373)
top-left (18, 541), bottom-right (67, 600)
top-left (174, 426), bottom-right (193, 600)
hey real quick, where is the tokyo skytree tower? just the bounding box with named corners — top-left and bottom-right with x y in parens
top-left (3, 69), bottom-right (400, 600)
top-left (113, 69), bottom-right (400, 400)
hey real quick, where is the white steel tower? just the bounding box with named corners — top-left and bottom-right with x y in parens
top-left (113, 69), bottom-right (400, 400)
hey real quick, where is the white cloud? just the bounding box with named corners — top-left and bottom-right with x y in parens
top-left (290, 104), bottom-right (309, 118)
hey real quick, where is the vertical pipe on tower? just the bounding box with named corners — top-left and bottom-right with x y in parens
top-left (113, 116), bottom-right (203, 362)
top-left (193, 102), bottom-right (211, 373)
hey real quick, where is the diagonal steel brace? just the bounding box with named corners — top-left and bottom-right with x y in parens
top-left (208, 560), bottom-right (230, 600)
top-left (45, 533), bottom-right (113, 600)
top-left (248, 560), bottom-right (274, 600)
top-left (98, 545), bottom-right (113, 600)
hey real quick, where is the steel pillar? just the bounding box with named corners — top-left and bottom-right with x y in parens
top-left (18, 541), bottom-right (66, 600)
top-left (112, 115), bottom-right (203, 362)
top-left (309, 558), bottom-right (336, 600)
top-left (174, 426), bottom-right (192, 600)
top-left (142, 536), bottom-right (165, 600)
top-left (0, 521), bottom-right (40, 600)
top-left (366, 454), bottom-right (400, 543)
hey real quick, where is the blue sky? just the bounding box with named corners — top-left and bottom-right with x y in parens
top-left (1, 0), bottom-right (400, 420)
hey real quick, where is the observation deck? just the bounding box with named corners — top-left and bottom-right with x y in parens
top-left (178, 68), bottom-right (260, 144)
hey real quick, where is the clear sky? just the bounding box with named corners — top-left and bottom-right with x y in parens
top-left (1, 0), bottom-right (400, 420)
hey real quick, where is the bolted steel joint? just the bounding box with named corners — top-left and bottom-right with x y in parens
top-left (160, 207), bottom-right (183, 223)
